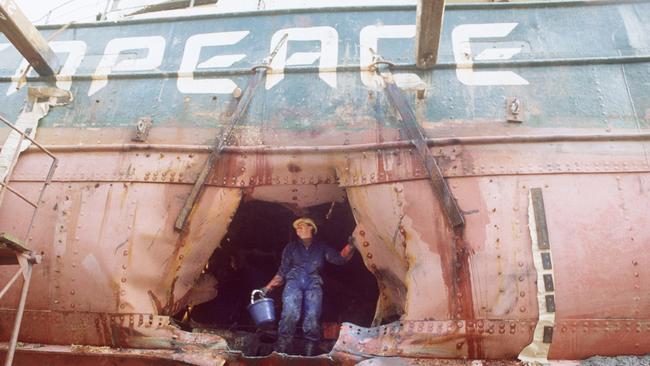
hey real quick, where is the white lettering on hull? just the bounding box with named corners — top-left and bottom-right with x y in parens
top-left (266, 26), bottom-right (338, 89)
top-left (0, 23), bottom-right (529, 94)
top-left (177, 31), bottom-right (249, 94)
top-left (88, 36), bottom-right (166, 96)
top-left (451, 23), bottom-right (528, 86)
top-left (6, 40), bottom-right (87, 95)
top-left (360, 24), bottom-right (424, 90)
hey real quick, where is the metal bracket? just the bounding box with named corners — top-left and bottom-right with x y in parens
top-left (506, 97), bottom-right (524, 123)
top-left (132, 117), bottom-right (153, 142)
top-left (373, 59), bottom-right (464, 229)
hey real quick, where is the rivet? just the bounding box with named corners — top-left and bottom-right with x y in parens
top-left (519, 306), bottom-right (526, 312)
top-left (70, 290), bottom-right (75, 295)
top-left (363, 241), bottom-right (370, 247)
top-left (366, 253), bottom-right (373, 259)
top-left (123, 250), bottom-right (128, 256)
top-left (121, 278), bottom-right (127, 283)
top-left (359, 230), bottom-right (365, 236)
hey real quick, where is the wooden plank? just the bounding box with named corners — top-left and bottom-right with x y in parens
top-left (415, 0), bottom-right (445, 69)
top-left (174, 68), bottom-right (266, 231)
top-left (0, 0), bottom-right (60, 76)
top-left (0, 232), bottom-right (28, 253)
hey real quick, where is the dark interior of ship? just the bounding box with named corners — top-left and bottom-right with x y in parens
top-left (173, 198), bottom-right (379, 356)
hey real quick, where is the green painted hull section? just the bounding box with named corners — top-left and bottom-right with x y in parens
top-left (0, 1), bottom-right (648, 133)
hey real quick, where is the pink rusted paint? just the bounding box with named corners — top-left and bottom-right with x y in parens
top-left (0, 124), bottom-right (649, 364)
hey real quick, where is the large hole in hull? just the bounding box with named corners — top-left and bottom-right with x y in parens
top-left (175, 198), bottom-right (378, 356)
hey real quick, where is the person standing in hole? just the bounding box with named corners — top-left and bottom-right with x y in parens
top-left (259, 217), bottom-right (357, 356)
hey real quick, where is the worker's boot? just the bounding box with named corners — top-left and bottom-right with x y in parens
top-left (304, 341), bottom-right (320, 356)
top-left (274, 338), bottom-right (290, 354)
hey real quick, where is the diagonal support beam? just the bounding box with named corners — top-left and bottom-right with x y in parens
top-left (377, 63), bottom-right (464, 229)
top-left (174, 34), bottom-right (288, 232)
top-left (415, 0), bottom-right (445, 69)
top-left (174, 67), bottom-right (266, 231)
top-left (0, 0), bottom-right (60, 76)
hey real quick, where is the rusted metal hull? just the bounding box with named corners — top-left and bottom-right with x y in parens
top-left (0, 0), bottom-right (649, 364)
top-left (0, 129), bottom-right (648, 362)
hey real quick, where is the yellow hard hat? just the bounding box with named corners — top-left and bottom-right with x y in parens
top-left (292, 217), bottom-right (317, 234)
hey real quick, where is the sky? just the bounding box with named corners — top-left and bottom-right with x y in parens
top-left (13, 0), bottom-right (422, 25)
top-left (14, 0), bottom-right (161, 24)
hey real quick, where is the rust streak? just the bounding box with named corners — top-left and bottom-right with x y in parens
top-left (97, 184), bottom-right (113, 246)
top-left (287, 162), bottom-right (302, 173)
top-left (454, 230), bottom-right (481, 358)
top-left (148, 290), bottom-right (163, 315)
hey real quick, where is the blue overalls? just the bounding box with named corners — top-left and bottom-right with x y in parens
top-left (275, 240), bottom-right (349, 350)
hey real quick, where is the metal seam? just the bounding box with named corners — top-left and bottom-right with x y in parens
top-left (23, 131), bottom-right (650, 154)
top-left (3, 54), bottom-right (649, 82)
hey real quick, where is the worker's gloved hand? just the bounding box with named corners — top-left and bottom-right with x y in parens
top-left (256, 287), bottom-right (269, 297)
top-left (347, 236), bottom-right (358, 251)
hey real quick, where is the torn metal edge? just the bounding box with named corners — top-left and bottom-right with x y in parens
top-left (518, 187), bottom-right (556, 364)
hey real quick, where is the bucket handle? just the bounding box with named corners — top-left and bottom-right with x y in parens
top-left (250, 289), bottom-right (266, 304)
